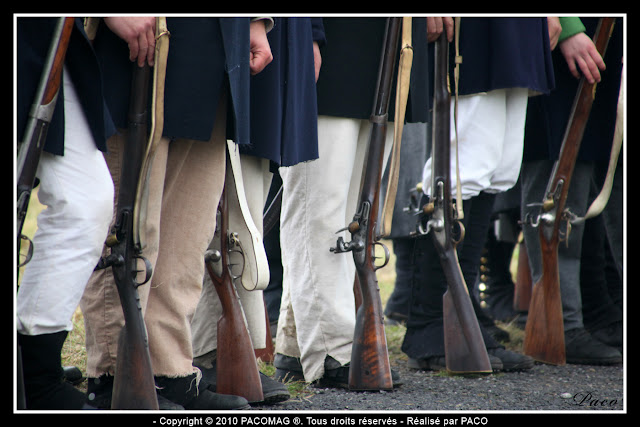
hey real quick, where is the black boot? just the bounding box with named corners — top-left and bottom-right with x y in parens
top-left (18, 331), bottom-right (94, 410)
top-left (579, 215), bottom-right (623, 351)
top-left (402, 193), bottom-right (532, 371)
top-left (476, 228), bottom-right (518, 323)
top-left (273, 353), bottom-right (402, 389)
top-left (195, 356), bottom-right (290, 405)
top-left (156, 373), bottom-right (250, 410)
top-left (565, 328), bottom-right (622, 365)
top-left (86, 374), bottom-right (184, 410)
top-left (401, 230), bottom-right (450, 360)
top-left (458, 193), bottom-right (511, 343)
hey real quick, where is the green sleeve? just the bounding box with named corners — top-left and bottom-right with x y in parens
top-left (558, 17), bottom-right (586, 42)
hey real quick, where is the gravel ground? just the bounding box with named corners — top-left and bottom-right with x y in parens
top-left (251, 359), bottom-right (625, 413)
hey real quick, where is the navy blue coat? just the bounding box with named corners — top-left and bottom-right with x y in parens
top-left (451, 17), bottom-right (555, 96)
top-left (94, 17), bottom-right (254, 147)
top-left (17, 17), bottom-right (116, 156)
top-left (241, 17), bottom-right (325, 168)
top-left (524, 17), bottom-right (623, 163)
top-left (315, 17), bottom-right (430, 124)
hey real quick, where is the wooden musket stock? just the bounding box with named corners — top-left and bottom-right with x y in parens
top-left (204, 159), bottom-right (263, 403)
top-left (330, 17), bottom-right (401, 391)
top-left (523, 17), bottom-right (616, 365)
top-left (427, 34), bottom-right (492, 374)
top-left (101, 64), bottom-right (159, 409)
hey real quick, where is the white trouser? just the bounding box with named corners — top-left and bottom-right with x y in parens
top-left (276, 115), bottom-right (393, 382)
top-left (422, 88), bottom-right (529, 199)
top-left (17, 67), bottom-right (114, 335)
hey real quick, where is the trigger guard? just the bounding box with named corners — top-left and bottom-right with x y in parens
top-left (18, 234), bottom-right (34, 268)
top-left (134, 256), bottom-right (153, 287)
top-left (451, 220), bottom-right (465, 245)
top-left (227, 247), bottom-right (246, 280)
top-left (373, 241), bottom-right (390, 271)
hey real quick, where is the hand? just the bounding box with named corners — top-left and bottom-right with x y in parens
top-left (426, 17), bottom-right (454, 43)
top-left (313, 41), bottom-right (322, 82)
top-left (547, 17), bottom-right (562, 50)
top-left (559, 31), bottom-right (606, 83)
top-left (249, 20), bottom-right (273, 75)
top-left (104, 17), bottom-right (156, 67)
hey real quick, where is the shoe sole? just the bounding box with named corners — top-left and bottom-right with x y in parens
top-left (275, 368), bottom-right (402, 390)
top-left (408, 357), bottom-right (503, 372)
top-left (566, 357), bottom-right (623, 366)
top-left (500, 361), bottom-right (535, 371)
top-left (255, 391), bottom-right (291, 405)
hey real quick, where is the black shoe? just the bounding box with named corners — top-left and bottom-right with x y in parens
top-left (408, 354), bottom-right (503, 372)
top-left (481, 323), bottom-right (511, 343)
top-left (198, 363), bottom-right (290, 405)
top-left (63, 366), bottom-right (85, 385)
top-left (257, 373), bottom-right (290, 404)
top-left (486, 347), bottom-right (534, 371)
top-left (565, 328), bottom-right (622, 365)
top-left (589, 322), bottom-right (623, 352)
top-left (86, 375), bottom-right (113, 409)
top-left (274, 354), bottom-right (401, 389)
top-left (384, 312), bottom-right (408, 326)
top-left (86, 375), bottom-right (184, 410)
top-left (156, 374), bottom-right (250, 410)
top-left (317, 364), bottom-right (403, 389)
top-left (18, 332), bottom-right (95, 410)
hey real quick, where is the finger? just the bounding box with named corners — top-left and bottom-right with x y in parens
top-left (146, 27), bottom-right (156, 66)
top-left (575, 57), bottom-right (595, 83)
top-left (592, 52), bottom-right (606, 72)
top-left (137, 30), bottom-right (154, 67)
top-left (584, 57), bottom-right (603, 83)
top-left (250, 52), bottom-right (270, 75)
top-left (137, 38), bottom-right (149, 67)
top-left (426, 17), bottom-right (442, 42)
top-left (566, 59), bottom-right (580, 80)
top-left (128, 39), bottom-right (140, 64)
top-left (444, 18), bottom-right (454, 42)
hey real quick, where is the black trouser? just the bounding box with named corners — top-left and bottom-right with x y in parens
top-left (402, 191), bottom-right (501, 359)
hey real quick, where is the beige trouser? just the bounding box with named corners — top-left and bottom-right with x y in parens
top-left (81, 107), bottom-right (227, 378)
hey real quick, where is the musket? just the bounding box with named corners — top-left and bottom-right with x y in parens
top-left (17, 17), bottom-right (75, 269)
top-left (204, 153), bottom-right (264, 403)
top-left (16, 17), bottom-right (74, 410)
top-left (417, 33), bottom-right (492, 374)
top-left (522, 17), bottom-right (616, 365)
top-left (95, 64), bottom-right (159, 409)
top-left (262, 184), bottom-right (282, 238)
top-left (329, 17), bottom-right (401, 391)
